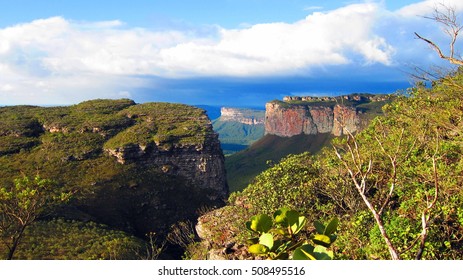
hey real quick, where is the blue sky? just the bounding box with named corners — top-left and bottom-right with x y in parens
top-left (1, 0), bottom-right (463, 107)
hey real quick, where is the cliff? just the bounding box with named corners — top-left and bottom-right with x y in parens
top-left (212, 107), bottom-right (265, 154)
top-left (219, 107), bottom-right (265, 125)
top-left (265, 93), bottom-right (392, 137)
top-left (0, 99), bottom-right (228, 240)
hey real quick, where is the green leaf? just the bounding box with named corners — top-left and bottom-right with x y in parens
top-left (286, 210), bottom-right (300, 225)
top-left (273, 207), bottom-right (290, 225)
top-left (312, 234), bottom-right (332, 247)
top-left (248, 244), bottom-right (269, 255)
top-left (291, 215), bottom-right (307, 235)
top-left (259, 233), bottom-right (274, 250)
top-left (246, 214), bottom-right (273, 233)
top-left (293, 244), bottom-right (316, 260)
top-left (312, 245), bottom-right (334, 260)
top-left (282, 210), bottom-right (307, 235)
top-left (269, 228), bottom-right (286, 236)
top-left (314, 220), bottom-right (325, 234)
top-left (324, 217), bottom-right (339, 235)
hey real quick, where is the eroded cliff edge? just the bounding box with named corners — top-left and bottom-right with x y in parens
top-left (265, 93), bottom-right (392, 137)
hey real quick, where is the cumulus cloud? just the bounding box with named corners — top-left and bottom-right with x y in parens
top-left (0, 0), bottom-right (461, 105)
top-left (396, 0), bottom-right (463, 17)
top-left (158, 3), bottom-right (396, 76)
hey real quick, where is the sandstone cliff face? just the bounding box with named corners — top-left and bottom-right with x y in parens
top-left (265, 101), bottom-right (359, 137)
top-left (219, 107), bottom-right (264, 125)
top-left (104, 130), bottom-right (227, 201)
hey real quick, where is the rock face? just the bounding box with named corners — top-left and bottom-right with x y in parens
top-left (212, 107), bottom-right (265, 154)
top-left (104, 129), bottom-right (227, 201)
top-left (219, 107), bottom-right (265, 125)
top-left (265, 102), bottom-right (359, 137)
top-left (265, 93), bottom-right (391, 137)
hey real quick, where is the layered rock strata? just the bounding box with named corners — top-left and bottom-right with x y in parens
top-left (219, 107), bottom-right (265, 125)
top-left (265, 102), bottom-right (359, 137)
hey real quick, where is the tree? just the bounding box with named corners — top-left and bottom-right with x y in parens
top-left (415, 4), bottom-right (463, 66)
top-left (333, 123), bottom-right (441, 260)
top-left (0, 176), bottom-right (72, 259)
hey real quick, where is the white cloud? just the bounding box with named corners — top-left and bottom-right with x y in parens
top-left (303, 6), bottom-right (324, 11)
top-left (158, 3), bottom-right (394, 76)
top-left (396, 0), bottom-right (463, 17)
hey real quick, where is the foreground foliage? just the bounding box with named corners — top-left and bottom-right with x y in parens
top-left (0, 219), bottom-right (146, 260)
top-left (0, 176), bottom-right (72, 259)
top-left (246, 208), bottom-right (338, 260)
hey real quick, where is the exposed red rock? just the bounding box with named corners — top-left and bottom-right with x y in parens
top-left (265, 101), bottom-right (360, 137)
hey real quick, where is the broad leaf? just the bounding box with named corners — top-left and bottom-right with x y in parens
top-left (312, 245), bottom-right (334, 260)
top-left (248, 244), bottom-right (269, 255)
top-left (324, 217), bottom-right (339, 236)
top-left (312, 234), bottom-right (332, 247)
top-left (246, 214), bottom-right (273, 233)
top-left (285, 210), bottom-right (307, 235)
top-left (291, 216), bottom-right (307, 235)
top-left (273, 207), bottom-right (290, 225)
top-left (314, 220), bottom-right (325, 234)
top-left (259, 233), bottom-right (274, 250)
top-left (293, 244), bottom-right (316, 260)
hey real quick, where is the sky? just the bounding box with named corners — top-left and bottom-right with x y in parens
top-left (1, 0), bottom-right (463, 107)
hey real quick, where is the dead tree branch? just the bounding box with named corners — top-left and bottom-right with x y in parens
top-left (415, 4), bottom-right (463, 66)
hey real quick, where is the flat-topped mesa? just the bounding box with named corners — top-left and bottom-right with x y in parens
top-left (266, 93), bottom-right (392, 137)
top-left (103, 102), bottom-right (228, 201)
top-left (220, 107), bottom-right (265, 125)
top-left (282, 93), bottom-right (390, 103)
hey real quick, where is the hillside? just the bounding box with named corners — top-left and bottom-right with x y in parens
top-left (194, 72), bottom-right (463, 260)
top-left (226, 133), bottom-right (333, 192)
top-left (0, 99), bottom-right (227, 259)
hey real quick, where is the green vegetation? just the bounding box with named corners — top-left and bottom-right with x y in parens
top-left (199, 70), bottom-right (463, 260)
top-left (246, 208), bottom-right (338, 260)
top-left (226, 134), bottom-right (333, 192)
top-left (0, 176), bottom-right (72, 259)
top-left (212, 119), bottom-right (264, 147)
top-left (3, 219), bottom-right (146, 260)
top-left (211, 108), bottom-right (265, 155)
top-left (0, 99), bottom-right (220, 259)
top-left (105, 102), bottom-right (210, 149)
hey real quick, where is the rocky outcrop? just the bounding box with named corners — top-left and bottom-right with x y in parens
top-left (219, 107), bottom-right (264, 125)
top-left (104, 131), bottom-right (228, 201)
top-left (265, 102), bottom-right (359, 137)
top-left (265, 94), bottom-right (391, 137)
top-left (283, 93), bottom-right (390, 103)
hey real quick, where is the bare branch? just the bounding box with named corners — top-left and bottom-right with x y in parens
top-left (415, 4), bottom-right (463, 66)
top-left (333, 139), bottom-right (400, 260)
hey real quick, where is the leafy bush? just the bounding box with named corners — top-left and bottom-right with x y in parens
top-left (245, 208), bottom-right (338, 260)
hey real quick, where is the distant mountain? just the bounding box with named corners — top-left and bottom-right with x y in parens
top-left (211, 107), bottom-right (265, 155)
top-left (265, 93), bottom-right (392, 137)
